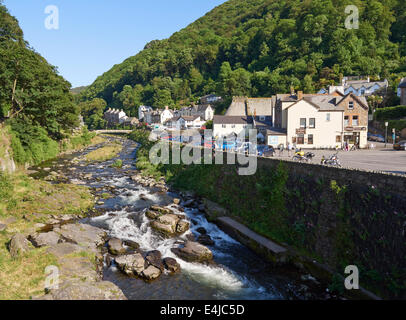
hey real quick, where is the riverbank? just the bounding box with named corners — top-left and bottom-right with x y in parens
top-left (128, 129), bottom-right (405, 299)
top-left (0, 134), bottom-right (126, 299)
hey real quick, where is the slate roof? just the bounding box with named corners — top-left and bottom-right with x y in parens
top-left (213, 115), bottom-right (253, 125)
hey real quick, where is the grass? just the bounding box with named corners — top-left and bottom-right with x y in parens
top-left (111, 159), bottom-right (123, 168)
top-left (85, 143), bottom-right (122, 162)
top-left (0, 171), bottom-right (94, 299)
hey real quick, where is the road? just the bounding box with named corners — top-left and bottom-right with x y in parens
top-left (272, 143), bottom-right (406, 175)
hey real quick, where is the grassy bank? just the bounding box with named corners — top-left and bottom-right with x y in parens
top-left (85, 141), bottom-right (122, 162)
top-left (0, 171), bottom-right (94, 299)
top-left (128, 129), bottom-right (405, 299)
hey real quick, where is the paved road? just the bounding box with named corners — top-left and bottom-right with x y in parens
top-left (272, 143), bottom-right (406, 175)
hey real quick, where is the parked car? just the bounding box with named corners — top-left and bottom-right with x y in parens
top-left (393, 140), bottom-right (406, 150)
top-left (368, 133), bottom-right (385, 142)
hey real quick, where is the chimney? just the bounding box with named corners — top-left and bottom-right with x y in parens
top-left (298, 91), bottom-right (303, 100)
top-left (165, 106), bottom-right (169, 110)
top-left (290, 86), bottom-right (295, 96)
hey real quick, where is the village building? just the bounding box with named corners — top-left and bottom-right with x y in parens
top-left (398, 79), bottom-right (406, 105)
top-left (200, 94), bottom-right (222, 105)
top-left (143, 106), bottom-right (174, 125)
top-left (175, 104), bottom-right (214, 121)
top-left (104, 108), bottom-right (128, 126)
top-left (123, 117), bottom-right (139, 127)
top-left (213, 115), bottom-right (253, 139)
top-left (138, 106), bottom-right (153, 121)
top-left (166, 115), bottom-right (204, 130)
top-left (274, 91), bottom-right (369, 149)
top-left (318, 76), bottom-right (388, 97)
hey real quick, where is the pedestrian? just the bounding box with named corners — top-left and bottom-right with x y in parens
top-left (279, 143), bottom-right (284, 156)
top-left (345, 141), bottom-right (349, 152)
top-left (287, 142), bottom-right (291, 156)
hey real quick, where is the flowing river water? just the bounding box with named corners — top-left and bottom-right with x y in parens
top-left (30, 135), bottom-right (334, 300)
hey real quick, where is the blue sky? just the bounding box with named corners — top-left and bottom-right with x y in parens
top-left (4, 0), bottom-right (226, 88)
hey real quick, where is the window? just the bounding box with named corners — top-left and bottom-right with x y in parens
top-left (309, 118), bottom-right (316, 128)
top-left (231, 124), bottom-right (236, 128)
top-left (292, 137), bottom-right (297, 144)
top-left (349, 101), bottom-right (354, 109)
top-left (300, 118), bottom-right (306, 128)
top-left (360, 89), bottom-right (365, 95)
top-left (326, 113), bottom-right (331, 121)
top-left (352, 116), bottom-right (359, 126)
top-left (344, 116), bottom-right (349, 126)
top-left (308, 134), bottom-right (314, 145)
top-left (222, 124), bottom-right (226, 128)
top-left (259, 116), bottom-right (265, 121)
top-left (336, 135), bottom-right (342, 143)
top-left (297, 134), bottom-right (304, 144)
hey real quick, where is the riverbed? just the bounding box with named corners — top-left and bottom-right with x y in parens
top-left (29, 135), bottom-right (335, 300)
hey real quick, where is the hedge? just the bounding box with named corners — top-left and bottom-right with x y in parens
top-left (375, 106), bottom-right (406, 121)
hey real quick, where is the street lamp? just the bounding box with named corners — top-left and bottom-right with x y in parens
top-left (385, 122), bottom-right (388, 148)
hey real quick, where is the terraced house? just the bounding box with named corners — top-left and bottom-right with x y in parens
top-left (275, 91), bottom-right (369, 149)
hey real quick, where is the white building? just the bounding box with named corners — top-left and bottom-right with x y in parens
top-left (138, 106), bottom-right (153, 121)
top-left (167, 115), bottom-right (205, 130)
top-left (213, 116), bottom-right (253, 139)
top-left (318, 77), bottom-right (388, 97)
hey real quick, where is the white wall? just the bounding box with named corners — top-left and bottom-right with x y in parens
top-left (213, 123), bottom-right (253, 139)
top-left (287, 100), bottom-right (343, 148)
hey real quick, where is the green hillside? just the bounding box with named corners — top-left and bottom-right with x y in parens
top-left (0, 1), bottom-right (81, 165)
top-left (80, 0), bottom-right (406, 114)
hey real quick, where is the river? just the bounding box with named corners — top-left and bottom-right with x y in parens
top-left (29, 135), bottom-right (334, 300)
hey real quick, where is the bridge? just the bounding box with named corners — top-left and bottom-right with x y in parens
top-left (94, 130), bottom-right (133, 134)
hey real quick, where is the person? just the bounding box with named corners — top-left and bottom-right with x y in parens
top-left (345, 141), bottom-right (349, 152)
top-left (279, 143), bottom-right (284, 156)
top-left (287, 142), bottom-right (291, 156)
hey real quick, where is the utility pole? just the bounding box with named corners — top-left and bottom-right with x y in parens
top-left (385, 122), bottom-right (388, 148)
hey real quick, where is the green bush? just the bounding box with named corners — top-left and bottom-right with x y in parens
top-left (375, 106), bottom-right (406, 120)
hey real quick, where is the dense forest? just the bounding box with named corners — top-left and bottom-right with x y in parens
top-left (79, 0), bottom-right (406, 117)
top-left (0, 1), bottom-right (82, 164)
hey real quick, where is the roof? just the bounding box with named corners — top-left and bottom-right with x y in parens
top-left (225, 97), bottom-right (246, 116)
top-left (304, 95), bottom-right (346, 111)
top-left (194, 104), bottom-right (212, 112)
top-left (225, 96), bottom-right (274, 116)
top-left (399, 81), bottom-right (406, 88)
top-left (181, 115), bottom-right (200, 121)
top-left (213, 115), bottom-right (253, 125)
top-left (264, 127), bottom-right (287, 136)
top-left (345, 80), bottom-right (387, 90)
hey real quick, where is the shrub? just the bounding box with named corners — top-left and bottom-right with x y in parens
top-left (375, 106), bottom-right (406, 120)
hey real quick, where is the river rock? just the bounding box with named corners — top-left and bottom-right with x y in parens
top-left (141, 265), bottom-right (161, 280)
top-left (56, 223), bottom-right (107, 251)
top-left (157, 214), bottom-right (180, 226)
top-left (9, 234), bottom-right (31, 258)
top-left (150, 206), bottom-right (173, 215)
top-left (123, 240), bottom-right (140, 250)
top-left (176, 221), bottom-right (190, 234)
top-left (197, 234), bottom-right (215, 246)
top-left (183, 199), bottom-right (195, 207)
top-left (115, 253), bottom-right (145, 276)
top-left (173, 198), bottom-right (181, 205)
top-left (163, 257), bottom-right (180, 273)
top-left (41, 280), bottom-right (127, 300)
top-left (151, 221), bottom-right (176, 236)
top-left (196, 227), bottom-right (207, 235)
top-left (0, 224), bottom-right (6, 232)
top-left (171, 241), bottom-right (213, 263)
top-left (146, 210), bottom-right (160, 220)
top-left (29, 231), bottom-right (61, 248)
top-left (107, 238), bottom-right (126, 255)
top-left (145, 250), bottom-right (164, 272)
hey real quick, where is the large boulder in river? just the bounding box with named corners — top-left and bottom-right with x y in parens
top-left (163, 257), bottom-right (180, 273)
top-left (29, 231), bottom-right (60, 248)
top-left (171, 241), bottom-right (213, 263)
top-left (150, 205), bottom-right (173, 215)
top-left (197, 234), bottom-right (215, 246)
top-left (115, 253), bottom-right (146, 276)
top-left (56, 223), bottom-right (107, 251)
top-left (145, 250), bottom-right (164, 272)
top-left (107, 238), bottom-right (126, 255)
top-left (141, 265), bottom-right (162, 281)
top-left (9, 234), bottom-right (31, 258)
top-left (176, 220), bottom-right (190, 234)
